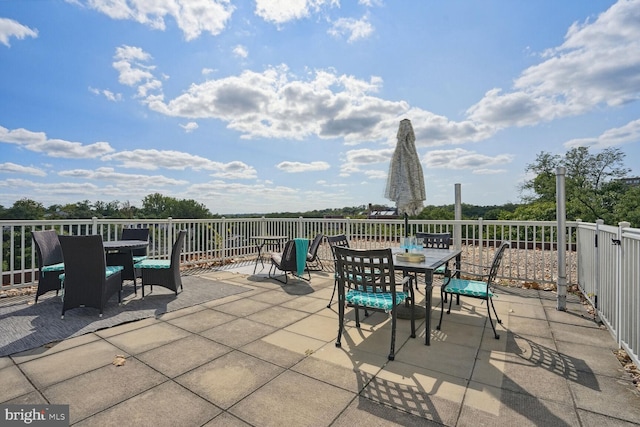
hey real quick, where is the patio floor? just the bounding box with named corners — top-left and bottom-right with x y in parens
top-left (1, 262), bottom-right (639, 426)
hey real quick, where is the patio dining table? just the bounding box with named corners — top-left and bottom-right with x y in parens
top-left (104, 240), bottom-right (149, 292)
top-left (250, 235), bottom-right (288, 274)
top-left (392, 247), bottom-right (461, 345)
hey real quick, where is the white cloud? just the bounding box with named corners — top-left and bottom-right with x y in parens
top-left (425, 148), bottom-right (514, 172)
top-left (75, 0), bottom-right (234, 40)
top-left (179, 122), bottom-right (199, 133)
top-left (101, 149), bottom-right (257, 179)
top-left (112, 45), bottom-right (163, 101)
top-left (328, 16), bottom-right (374, 43)
top-left (117, 54), bottom-right (493, 146)
top-left (233, 45), bottom-right (248, 58)
top-left (467, 0), bottom-right (640, 128)
top-left (0, 162), bottom-right (46, 177)
top-left (255, 0), bottom-right (339, 25)
top-left (58, 167), bottom-right (188, 186)
top-left (0, 126), bottom-right (115, 158)
top-left (89, 87), bottom-right (122, 101)
top-left (276, 161), bottom-right (330, 173)
top-left (339, 148), bottom-right (393, 176)
top-left (0, 18), bottom-right (38, 47)
top-left (564, 118), bottom-right (640, 149)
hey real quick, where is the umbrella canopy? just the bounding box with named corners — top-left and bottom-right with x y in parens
top-left (385, 119), bottom-right (426, 217)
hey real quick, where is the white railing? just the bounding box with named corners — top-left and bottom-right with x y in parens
top-left (576, 219), bottom-right (640, 367)
top-left (1, 216), bottom-right (637, 366)
top-left (2, 217), bottom-right (577, 287)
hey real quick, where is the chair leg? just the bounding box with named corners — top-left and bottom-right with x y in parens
top-left (336, 290), bottom-right (345, 348)
top-left (488, 297), bottom-right (501, 339)
top-left (389, 308), bottom-right (397, 360)
top-left (327, 279), bottom-right (337, 308)
top-left (354, 304), bottom-right (361, 328)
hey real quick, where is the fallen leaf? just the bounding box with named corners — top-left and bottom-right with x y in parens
top-left (113, 355), bottom-right (126, 366)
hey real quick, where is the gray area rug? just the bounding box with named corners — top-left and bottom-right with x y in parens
top-left (0, 275), bottom-right (249, 357)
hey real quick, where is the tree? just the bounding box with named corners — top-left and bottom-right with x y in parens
top-left (3, 198), bottom-right (45, 219)
top-left (521, 147), bottom-right (630, 222)
top-left (141, 193), bottom-right (212, 218)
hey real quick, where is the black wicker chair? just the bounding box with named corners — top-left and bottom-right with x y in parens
top-left (58, 234), bottom-right (123, 319)
top-left (334, 246), bottom-right (415, 361)
top-left (106, 227), bottom-right (149, 294)
top-left (32, 230), bottom-right (65, 303)
top-left (437, 241), bottom-right (510, 339)
top-left (134, 230), bottom-right (186, 298)
top-left (122, 227), bottom-right (150, 263)
top-left (268, 239), bottom-right (311, 284)
top-left (306, 233), bottom-right (324, 271)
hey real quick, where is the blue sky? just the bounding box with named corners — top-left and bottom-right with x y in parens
top-left (1, 0), bottom-right (639, 215)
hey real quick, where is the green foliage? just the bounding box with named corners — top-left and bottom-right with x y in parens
top-left (1, 198), bottom-right (45, 219)
top-left (521, 147), bottom-right (633, 224)
top-left (141, 193), bottom-right (214, 219)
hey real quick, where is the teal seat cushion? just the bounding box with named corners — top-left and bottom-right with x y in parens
top-left (59, 265), bottom-right (122, 281)
top-left (134, 259), bottom-right (170, 269)
top-left (434, 264), bottom-right (446, 274)
top-left (346, 290), bottom-right (408, 312)
top-left (42, 262), bottom-right (65, 274)
top-left (132, 255), bottom-right (148, 263)
top-left (105, 266), bottom-right (124, 277)
top-left (444, 278), bottom-right (493, 298)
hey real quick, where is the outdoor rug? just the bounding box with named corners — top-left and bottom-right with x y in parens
top-left (0, 275), bottom-right (250, 357)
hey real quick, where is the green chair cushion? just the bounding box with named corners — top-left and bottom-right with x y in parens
top-left (132, 255), bottom-right (148, 263)
top-left (41, 262), bottom-right (65, 274)
top-left (434, 264), bottom-right (446, 274)
top-left (134, 259), bottom-right (170, 269)
top-left (106, 266), bottom-right (124, 277)
top-left (444, 278), bottom-right (493, 298)
top-left (58, 265), bottom-right (122, 281)
top-left (346, 290), bottom-right (408, 312)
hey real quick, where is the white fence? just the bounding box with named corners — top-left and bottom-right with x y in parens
top-left (576, 219), bottom-right (640, 367)
top-left (1, 216), bottom-right (637, 366)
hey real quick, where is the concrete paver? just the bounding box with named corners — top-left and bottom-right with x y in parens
top-left (1, 267), bottom-right (638, 426)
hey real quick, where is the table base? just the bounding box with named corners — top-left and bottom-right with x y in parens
top-left (396, 303), bottom-right (426, 319)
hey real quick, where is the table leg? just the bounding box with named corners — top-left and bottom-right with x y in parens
top-left (424, 269), bottom-right (434, 345)
top-left (253, 242), bottom-right (265, 274)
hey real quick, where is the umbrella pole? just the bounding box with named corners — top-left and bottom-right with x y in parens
top-left (404, 212), bottom-right (409, 252)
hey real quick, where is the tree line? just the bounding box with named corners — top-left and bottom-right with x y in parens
top-left (1, 147), bottom-right (638, 227)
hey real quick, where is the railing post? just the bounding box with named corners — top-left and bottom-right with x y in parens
top-left (221, 217), bottom-right (227, 263)
top-left (92, 217), bottom-right (98, 235)
top-left (596, 219), bottom-right (603, 312)
top-left (298, 217), bottom-right (304, 238)
top-left (478, 217), bottom-right (484, 265)
top-left (556, 166), bottom-right (567, 311)
top-left (617, 221), bottom-right (630, 347)
top-left (454, 183), bottom-right (462, 250)
top-left (168, 217), bottom-right (173, 258)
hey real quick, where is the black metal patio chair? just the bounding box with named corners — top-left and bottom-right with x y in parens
top-left (437, 241), bottom-right (510, 339)
top-left (334, 246), bottom-right (415, 361)
top-left (268, 238), bottom-right (311, 284)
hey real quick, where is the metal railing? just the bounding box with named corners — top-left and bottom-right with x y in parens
top-left (1, 216), bottom-right (638, 366)
top-left (576, 219), bottom-right (640, 367)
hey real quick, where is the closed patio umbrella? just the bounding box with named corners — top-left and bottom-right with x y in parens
top-left (385, 118), bottom-right (426, 237)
